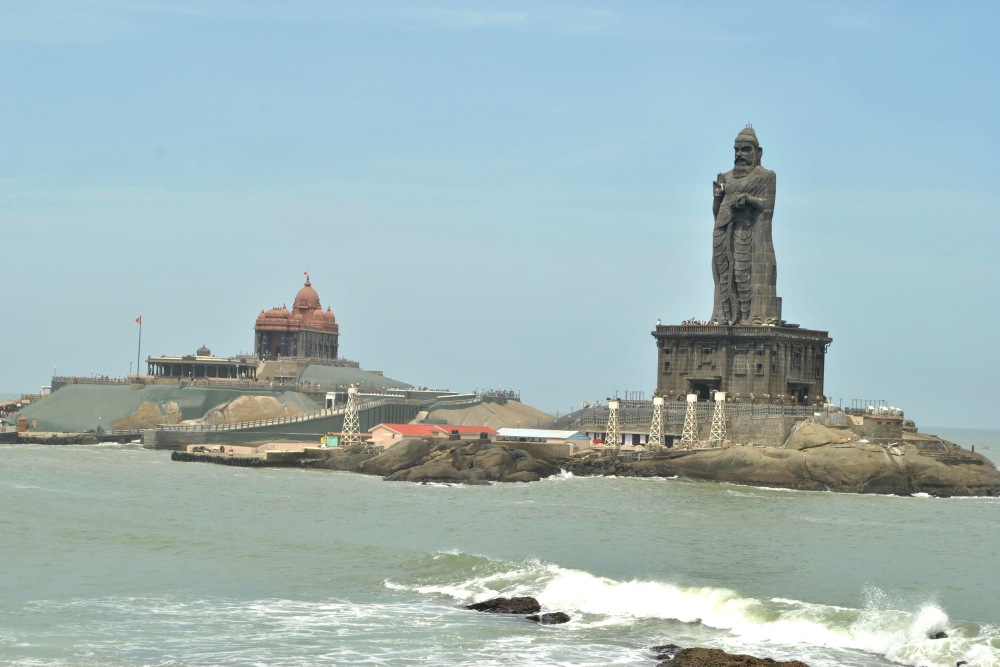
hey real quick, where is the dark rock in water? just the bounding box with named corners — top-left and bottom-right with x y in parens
top-left (526, 612), bottom-right (570, 625)
top-left (320, 451), bottom-right (371, 471)
top-left (503, 470), bottom-right (541, 483)
top-left (658, 647), bottom-right (810, 666)
top-left (357, 438), bottom-right (560, 485)
top-left (465, 596), bottom-right (541, 615)
top-left (651, 644), bottom-right (682, 661)
top-left (928, 630), bottom-right (948, 639)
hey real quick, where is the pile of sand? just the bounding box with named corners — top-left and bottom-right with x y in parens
top-left (202, 395), bottom-right (304, 426)
top-left (424, 400), bottom-right (553, 430)
top-left (112, 401), bottom-right (182, 430)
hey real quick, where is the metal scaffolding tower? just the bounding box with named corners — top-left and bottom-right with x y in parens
top-left (342, 385), bottom-right (362, 447)
top-left (605, 399), bottom-right (620, 454)
top-left (680, 394), bottom-right (698, 446)
top-left (710, 391), bottom-right (727, 446)
top-left (648, 396), bottom-right (665, 450)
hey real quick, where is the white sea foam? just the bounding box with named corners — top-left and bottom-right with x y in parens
top-left (405, 554), bottom-right (1000, 667)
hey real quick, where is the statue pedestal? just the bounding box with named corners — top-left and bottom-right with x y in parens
top-left (652, 323), bottom-right (832, 405)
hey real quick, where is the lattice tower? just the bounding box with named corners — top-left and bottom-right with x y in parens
top-left (605, 400), bottom-right (621, 454)
top-left (710, 391), bottom-right (727, 446)
top-left (680, 394), bottom-right (698, 446)
top-left (648, 397), bottom-right (665, 450)
top-left (342, 385), bottom-right (362, 447)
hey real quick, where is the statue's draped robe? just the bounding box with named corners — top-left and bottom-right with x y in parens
top-left (712, 165), bottom-right (779, 325)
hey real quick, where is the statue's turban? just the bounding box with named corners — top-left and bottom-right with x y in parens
top-left (735, 126), bottom-right (759, 146)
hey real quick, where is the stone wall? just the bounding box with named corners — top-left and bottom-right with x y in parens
top-left (726, 415), bottom-right (798, 447)
top-left (847, 415), bottom-right (904, 443)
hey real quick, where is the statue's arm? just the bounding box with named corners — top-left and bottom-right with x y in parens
top-left (745, 172), bottom-right (776, 212)
top-left (712, 173), bottom-right (725, 217)
top-left (759, 171), bottom-right (776, 218)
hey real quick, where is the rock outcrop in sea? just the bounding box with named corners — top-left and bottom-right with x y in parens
top-left (564, 436), bottom-right (1000, 496)
top-left (652, 645), bottom-right (810, 666)
top-left (307, 425), bottom-right (999, 496)
top-left (315, 437), bottom-right (561, 484)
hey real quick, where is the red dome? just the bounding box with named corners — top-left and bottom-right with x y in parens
top-left (255, 306), bottom-right (291, 328)
top-left (293, 277), bottom-right (321, 311)
top-left (256, 275), bottom-right (338, 335)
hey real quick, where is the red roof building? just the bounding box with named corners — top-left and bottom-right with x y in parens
top-left (368, 423), bottom-right (497, 448)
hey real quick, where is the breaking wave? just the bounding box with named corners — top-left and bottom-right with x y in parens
top-left (389, 551), bottom-right (1000, 667)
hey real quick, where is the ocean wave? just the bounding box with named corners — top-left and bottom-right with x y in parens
top-left (390, 551), bottom-right (1000, 667)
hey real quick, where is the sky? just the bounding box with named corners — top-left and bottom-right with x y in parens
top-left (2, 1), bottom-right (998, 429)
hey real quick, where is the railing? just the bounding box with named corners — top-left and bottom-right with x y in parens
top-left (259, 356), bottom-right (361, 369)
top-left (148, 395), bottom-right (425, 433)
top-left (573, 401), bottom-right (822, 431)
top-left (54, 376), bottom-right (131, 386)
top-left (655, 324), bottom-right (830, 338)
top-left (54, 375), bottom-right (380, 394)
top-left (425, 394), bottom-right (481, 411)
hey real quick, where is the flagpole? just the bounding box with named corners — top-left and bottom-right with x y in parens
top-left (136, 317), bottom-right (142, 378)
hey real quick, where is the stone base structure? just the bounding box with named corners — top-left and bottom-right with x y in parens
top-left (652, 323), bottom-right (832, 405)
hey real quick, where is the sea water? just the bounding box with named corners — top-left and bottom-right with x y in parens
top-left (1, 427), bottom-right (998, 667)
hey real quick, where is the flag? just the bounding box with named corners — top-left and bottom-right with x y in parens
top-left (135, 316), bottom-right (142, 325)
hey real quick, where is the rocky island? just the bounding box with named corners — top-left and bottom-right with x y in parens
top-left (297, 415), bottom-right (1000, 497)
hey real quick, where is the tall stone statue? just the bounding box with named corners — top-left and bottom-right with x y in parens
top-left (711, 126), bottom-right (781, 325)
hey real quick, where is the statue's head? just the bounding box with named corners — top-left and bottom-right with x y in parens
top-left (733, 126), bottom-right (763, 176)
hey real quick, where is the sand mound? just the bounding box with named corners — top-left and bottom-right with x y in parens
top-left (112, 401), bottom-right (182, 430)
top-left (204, 395), bottom-right (304, 426)
top-left (425, 400), bottom-right (552, 430)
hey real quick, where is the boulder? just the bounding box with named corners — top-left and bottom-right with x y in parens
top-left (784, 421), bottom-right (853, 450)
top-left (386, 462), bottom-right (467, 483)
top-left (321, 450), bottom-right (372, 472)
top-left (503, 470), bottom-right (541, 483)
top-left (465, 596), bottom-right (541, 614)
top-left (473, 447), bottom-right (516, 477)
top-left (526, 612), bottom-right (570, 625)
top-left (660, 647), bottom-right (810, 667)
top-left (461, 468), bottom-right (491, 483)
top-left (358, 438), bottom-right (430, 476)
top-left (515, 456), bottom-right (561, 477)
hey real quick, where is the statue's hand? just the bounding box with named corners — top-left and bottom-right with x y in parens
top-left (713, 180), bottom-right (725, 198)
top-left (731, 194), bottom-right (748, 208)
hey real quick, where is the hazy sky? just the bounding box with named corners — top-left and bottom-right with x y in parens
top-left (2, 1), bottom-right (997, 428)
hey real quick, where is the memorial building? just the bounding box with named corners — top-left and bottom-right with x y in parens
top-left (254, 274), bottom-right (340, 361)
top-left (652, 127), bottom-right (832, 405)
top-left (146, 275), bottom-right (343, 380)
